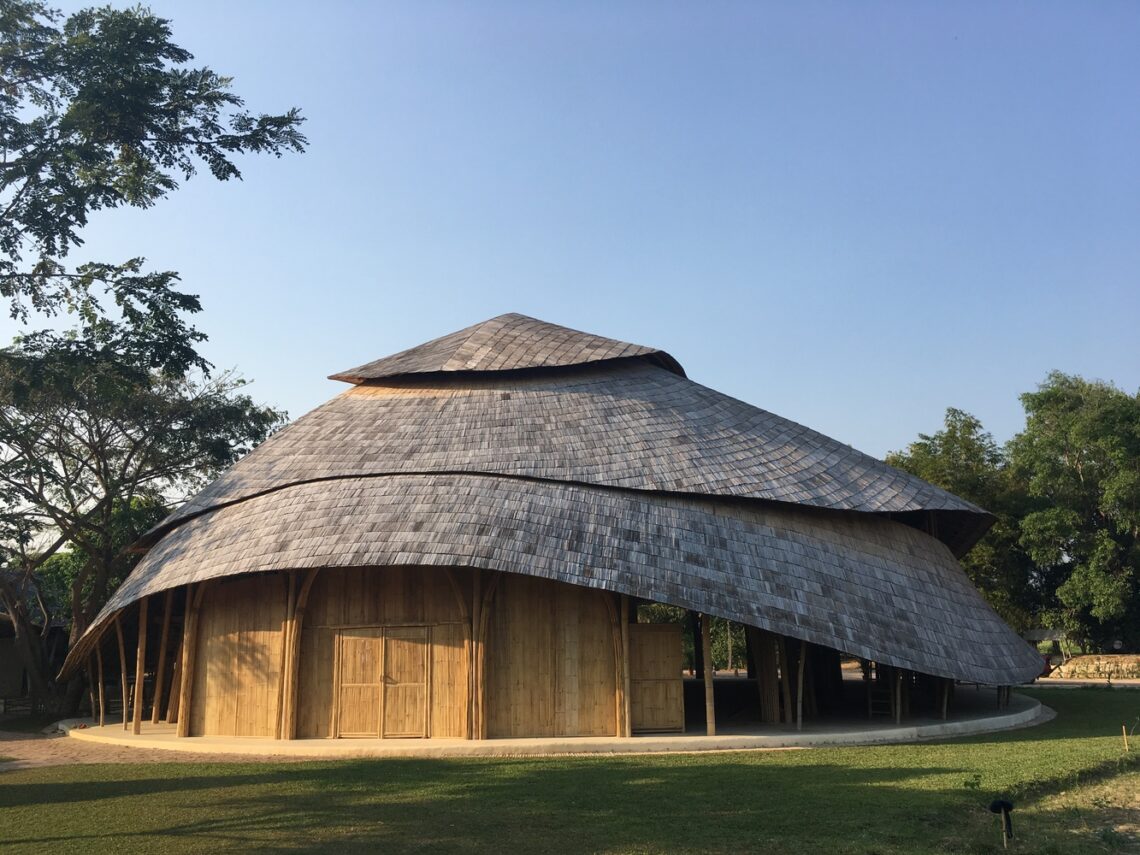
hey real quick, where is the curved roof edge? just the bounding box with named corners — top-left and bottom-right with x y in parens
top-left (64, 474), bottom-right (1040, 685)
top-left (329, 313), bottom-right (685, 382)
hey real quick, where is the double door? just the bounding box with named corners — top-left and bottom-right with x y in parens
top-left (336, 626), bottom-right (429, 738)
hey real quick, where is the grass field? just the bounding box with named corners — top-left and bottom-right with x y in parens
top-left (1, 688), bottom-right (1137, 854)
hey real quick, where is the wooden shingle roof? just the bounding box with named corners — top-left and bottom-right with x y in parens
top-left (64, 314), bottom-right (1037, 684)
top-left (329, 313), bottom-right (685, 382)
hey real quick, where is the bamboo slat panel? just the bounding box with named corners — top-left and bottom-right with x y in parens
top-left (382, 627), bottom-right (428, 738)
top-left (190, 576), bottom-right (286, 737)
top-left (291, 568), bottom-right (467, 739)
top-left (629, 624), bottom-right (684, 733)
top-left (336, 629), bottom-right (383, 737)
top-left (305, 566), bottom-right (464, 628)
top-left (297, 627), bottom-right (336, 738)
top-left (430, 622), bottom-right (466, 738)
top-left (487, 575), bottom-right (616, 738)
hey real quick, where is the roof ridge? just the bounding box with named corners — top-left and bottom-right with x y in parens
top-left (329, 313), bottom-right (684, 383)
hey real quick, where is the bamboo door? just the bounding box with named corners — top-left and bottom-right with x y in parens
top-left (382, 627), bottom-right (429, 738)
top-left (335, 628), bottom-right (384, 737)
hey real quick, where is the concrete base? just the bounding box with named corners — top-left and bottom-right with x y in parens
top-left (59, 692), bottom-right (1052, 759)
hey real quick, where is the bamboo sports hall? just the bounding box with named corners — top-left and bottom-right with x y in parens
top-left (60, 314), bottom-right (1042, 742)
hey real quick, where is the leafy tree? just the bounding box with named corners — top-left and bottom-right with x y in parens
top-left (0, 1), bottom-right (303, 712)
top-left (886, 409), bottom-right (1037, 631)
top-left (1, 0), bottom-right (305, 368)
top-left (1009, 372), bottom-right (1140, 649)
top-left (0, 318), bottom-right (284, 711)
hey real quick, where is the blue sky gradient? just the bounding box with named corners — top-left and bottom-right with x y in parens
top-left (18, 1), bottom-right (1140, 457)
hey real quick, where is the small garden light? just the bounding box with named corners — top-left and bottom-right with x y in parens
top-left (988, 799), bottom-right (1014, 849)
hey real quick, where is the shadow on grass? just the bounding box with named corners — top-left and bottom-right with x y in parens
top-left (2, 688), bottom-right (1136, 853)
top-left (2, 758), bottom-right (976, 853)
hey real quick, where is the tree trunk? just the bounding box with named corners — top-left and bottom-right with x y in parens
top-left (0, 587), bottom-right (64, 713)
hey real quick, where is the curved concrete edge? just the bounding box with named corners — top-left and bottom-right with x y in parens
top-left (56, 695), bottom-right (1053, 759)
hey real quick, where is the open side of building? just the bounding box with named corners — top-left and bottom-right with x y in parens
top-left (60, 314), bottom-right (1043, 741)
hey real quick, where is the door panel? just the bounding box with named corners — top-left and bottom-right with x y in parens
top-left (336, 629), bottom-right (383, 737)
top-left (382, 627), bottom-right (428, 737)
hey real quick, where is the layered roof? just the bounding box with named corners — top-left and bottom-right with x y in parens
top-left (65, 313), bottom-right (1040, 684)
top-left (329, 313), bottom-right (685, 382)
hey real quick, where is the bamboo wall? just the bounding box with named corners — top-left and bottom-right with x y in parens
top-left (185, 566), bottom-right (647, 740)
top-left (190, 575), bottom-right (288, 737)
top-left (296, 566), bottom-right (468, 739)
top-left (628, 624), bottom-right (684, 732)
top-left (486, 574), bottom-right (616, 738)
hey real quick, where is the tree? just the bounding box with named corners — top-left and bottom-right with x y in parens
top-left (0, 1), bottom-right (304, 712)
top-left (1, 0), bottom-right (305, 368)
top-left (1009, 372), bottom-right (1140, 649)
top-left (0, 318), bottom-right (284, 711)
top-left (886, 409), bottom-right (1037, 631)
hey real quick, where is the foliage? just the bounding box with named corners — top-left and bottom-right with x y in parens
top-left (889, 375), bottom-right (1140, 651)
top-left (0, 319), bottom-right (285, 709)
top-left (886, 408), bottom-right (1037, 631)
top-left (0, 0), bottom-right (305, 368)
top-left (1009, 372), bottom-right (1140, 648)
top-left (0, 688), bottom-right (1136, 854)
top-left (0, 0), bottom-right (303, 712)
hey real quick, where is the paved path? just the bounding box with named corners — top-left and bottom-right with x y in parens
top-left (0, 728), bottom-right (289, 769)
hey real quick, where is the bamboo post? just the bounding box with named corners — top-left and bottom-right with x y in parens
top-left (169, 585), bottom-right (193, 725)
top-left (941, 678), bottom-right (950, 721)
top-left (176, 584), bottom-right (204, 738)
top-left (866, 661), bottom-right (873, 720)
top-left (282, 569), bottom-right (320, 740)
top-left (95, 642), bottom-right (106, 727)
top-left (85, 657), bottom-right (96, 724)
top-left (700, 613), bottom-right (715, 736)
top-left (895, 669), bottom-right (903, 725)
top-left (275, 571), bottom-right (298, 739)
top-left (620, 595), bottom-right (631, 737)
top-left (132, 596), bottom-right (149, 734)
top-left (151, 590), bottom-right (174, 724)
top-left (777, 636), bottom-right (792, 724)
top-left (166, 645), bottom-right (182, 723)
top-left (1123, 725), bottom-right (1130, 752)
top-left (470, 570), bottom-right (480, 740)
top-left (114, 616), bottom-right (128, 730)
top-left (475, 574), bottom-right (500, 739)
top-left (796, 638), bottom-right (806, 732)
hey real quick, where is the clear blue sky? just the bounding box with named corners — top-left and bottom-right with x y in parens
top-left (22, 1), bottom-right (1140, 458)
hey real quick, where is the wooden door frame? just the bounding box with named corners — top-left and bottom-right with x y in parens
top-left (332, 624), bottom-right (433, 739)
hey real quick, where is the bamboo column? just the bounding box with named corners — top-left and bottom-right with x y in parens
top-left (85, 657), bottom-right (96, 725)
top-left (469, 570), bottom-right (480, 740)
top-left (132, 596), bottom-right (149, 734)
top-left (95, 642), bottom-right (106, 727)
top-left (176, 584), bottom-right (204, 738)
top-left (700, 613), bottom-right (715, 736)
top-left (620, 595), bottom-right (631, 738)
top-left (114, 616), bottom-right (128, 730)
top-left (166, 646), bottom-right (182, 723)
top-left (796, 639), bottom-right (807, 732)
top-left (777, 636), bottom-right (792, 724)
top-left (275, 571), bottom-right (298, 739)
top-left (282, 569), bottom-right (319, 740)
top-left (474, 574), bottom-right (500, 739)
top-left (151, 590), bottom-right (174, 724)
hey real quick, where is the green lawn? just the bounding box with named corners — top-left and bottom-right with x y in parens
top-left (1, 688), bottom-right (1137, 854)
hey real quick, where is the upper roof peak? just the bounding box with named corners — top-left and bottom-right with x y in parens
top-left (329, 313), bottom-right (685, 383)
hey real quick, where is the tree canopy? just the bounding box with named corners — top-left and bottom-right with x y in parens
top-left (1, 0), bottom-right (305, 369)
top-left (0, 1), bottom-right (304, 712)
top-left (888, 374), bottom-right (1140, 650)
